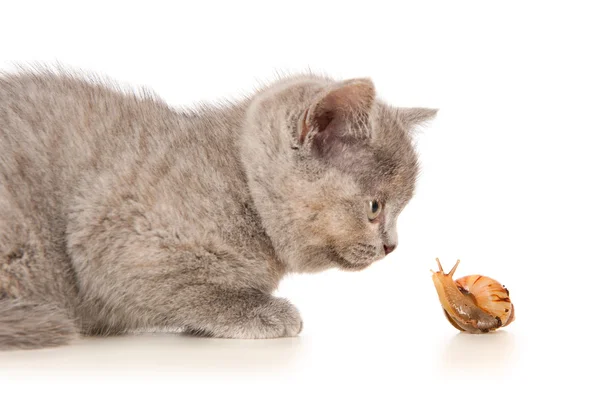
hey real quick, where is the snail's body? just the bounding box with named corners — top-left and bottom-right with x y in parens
top-left (431, 259), bottom-right (514, 334)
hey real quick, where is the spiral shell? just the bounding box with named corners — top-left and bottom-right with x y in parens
top-left (431, 258), bottom-right (515, 333)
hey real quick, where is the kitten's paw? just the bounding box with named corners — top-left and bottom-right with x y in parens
top-left (185, 292), bottom-right (303, 340)
top-left (250, 297), bottom-right (303, 339)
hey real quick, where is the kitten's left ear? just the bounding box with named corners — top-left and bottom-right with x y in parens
top-left (300, 78), bottom-right (376, 156)
top-left (398, 107), bottom-right (438, 130)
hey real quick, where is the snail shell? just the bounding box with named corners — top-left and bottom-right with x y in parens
top-left (431, 258), bottom-right (515, 334)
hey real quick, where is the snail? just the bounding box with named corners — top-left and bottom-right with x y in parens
top-left (431, 258), bottom-right (515, 333)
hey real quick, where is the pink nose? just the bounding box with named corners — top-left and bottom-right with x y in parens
top-left (383, 244), bottom-right (396, 255)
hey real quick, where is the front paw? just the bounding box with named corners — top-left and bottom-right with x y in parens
top-left (250, 297), bottom-right (303, 339)
top-left (184, 292), bottom-right (303, 340)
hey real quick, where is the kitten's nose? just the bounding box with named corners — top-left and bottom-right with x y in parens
top-left (383, 244), bottom-right (396, 255)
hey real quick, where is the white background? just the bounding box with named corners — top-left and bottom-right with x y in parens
top-left (1, 1), bottom-right (599, 398)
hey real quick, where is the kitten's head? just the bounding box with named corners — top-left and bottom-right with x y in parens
top-left (241, 75), bottom-right (436, 273)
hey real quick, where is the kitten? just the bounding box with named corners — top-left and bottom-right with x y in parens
top-left (0, 67), bottom-right (436, 350)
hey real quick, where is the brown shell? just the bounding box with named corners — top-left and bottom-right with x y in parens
top-left (431, 259), bottom-right (515, 333)
top-left (455, 274), bottom-right (514, 327)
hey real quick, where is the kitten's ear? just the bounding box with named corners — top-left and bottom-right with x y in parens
top-left (398, 107), bottom-right (438, 130)
top-left (300, 78), bottom-right (375, 156)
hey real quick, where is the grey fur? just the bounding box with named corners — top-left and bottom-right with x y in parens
top-left (0, 301), bottom-right (78, 349)
top-left (0, 66), bottom-right (436, 350)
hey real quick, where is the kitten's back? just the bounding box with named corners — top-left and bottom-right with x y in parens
top-left (0, 71), bottom-right (169, 214)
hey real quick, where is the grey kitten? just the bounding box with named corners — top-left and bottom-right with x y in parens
top-left (0, 67), bottom-right (436, 350)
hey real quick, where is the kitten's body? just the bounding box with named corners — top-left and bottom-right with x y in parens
top-left (0, 68), bottom-right (436, 350)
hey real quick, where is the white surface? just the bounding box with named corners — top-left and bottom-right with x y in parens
top-left (1, 1), bottom-right (598, 398)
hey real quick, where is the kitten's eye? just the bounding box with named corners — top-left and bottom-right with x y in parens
top-left (367, 200), bottom-right (382, 221)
